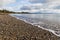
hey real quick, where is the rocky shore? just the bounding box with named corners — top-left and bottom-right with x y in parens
top-left (0, 15), bottom-right (60, 40)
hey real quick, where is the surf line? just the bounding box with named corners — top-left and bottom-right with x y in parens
top-left (10, 15), bottom-right (60, 37)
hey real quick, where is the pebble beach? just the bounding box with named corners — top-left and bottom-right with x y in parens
top-left (0, 15), bottom-right (59, 40)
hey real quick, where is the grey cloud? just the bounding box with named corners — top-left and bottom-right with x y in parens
top-left (20, 6), bottom-right (31, 10)
top-left (20, 4), bottom-right (43, 10)
top-left (54, 6), bottom-right (60, 9)
top-left (29, 0), bottom-right (47, 3)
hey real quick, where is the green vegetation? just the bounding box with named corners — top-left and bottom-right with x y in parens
top-left (0, 10), bottom-right (15, 13)
top-left (0, 10), bottom-right (30, 14)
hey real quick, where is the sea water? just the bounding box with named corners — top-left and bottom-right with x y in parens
top-left (10, 14), bottom-right (60, 37)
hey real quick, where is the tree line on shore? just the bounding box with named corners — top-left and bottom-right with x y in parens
top-left (0, 9), bottom-right (30, 14)
top-left (0, 10), bottom-right (15, 13)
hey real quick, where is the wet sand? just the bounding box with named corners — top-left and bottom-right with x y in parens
top-left (0, 15), bottom-right (60, 40)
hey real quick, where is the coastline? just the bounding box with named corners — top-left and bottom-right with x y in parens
top-left (10, 14), bottom-right (60, 37)
top-left (0, 15), bottom-right (60, 40)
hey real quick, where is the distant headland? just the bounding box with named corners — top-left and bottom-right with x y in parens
top-left (0, 9), bottom-right (30, 14)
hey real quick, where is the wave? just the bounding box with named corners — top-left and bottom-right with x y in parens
top-left (10, 14), bottom-right (60, 37)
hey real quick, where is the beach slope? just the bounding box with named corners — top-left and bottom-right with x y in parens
top-left (0, 15), bottom-right (60, 40)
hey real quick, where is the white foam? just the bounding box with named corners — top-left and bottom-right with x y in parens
top-left (37, 25), bottom-right (60, 37)
top-left (10, 15), bottom-right (60, 37)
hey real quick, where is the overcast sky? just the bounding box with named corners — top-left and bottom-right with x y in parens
top-left (0, 0), bottom-right (60, 13)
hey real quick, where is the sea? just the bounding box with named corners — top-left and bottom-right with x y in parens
top-left (10, 13), bottom-right (60, 37)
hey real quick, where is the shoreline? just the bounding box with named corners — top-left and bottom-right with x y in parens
top-left (10, 14), bottom-right (60, 37)
top-left (0, 15), bottom-right (60, 40)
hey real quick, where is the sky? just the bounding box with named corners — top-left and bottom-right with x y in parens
top-left (0, 0), bottom-right (60, 13)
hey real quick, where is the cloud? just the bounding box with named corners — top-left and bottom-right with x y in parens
top-left (20, 3), bottom-right (43, 10)
top-left (3, 6), bottom-right (14, 11)
top-left (0, 0), bottom-right (60, 13)
top-left (0, 0), bottom-right (16, 6)
top-left (19, 0), bottom-right (60, 13)
top-left (20, 3), bottom-right (43, 12)
top-left (29, 0), bottom-right (46, 3)
top-left (0, 0), bottom-right (16, 10)
top-left (19, 1), bottom-right (60, 13)
top-left (3, 0), bottom-right (16, 5)
top-left (17, 0), bottom-right (60, 13)
top-left (20, 6), bottom-right (31, 10)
